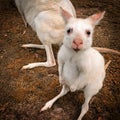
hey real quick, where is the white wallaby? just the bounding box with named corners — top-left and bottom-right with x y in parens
top-left (15, 0), bottom-right (120, 69)
top-left (15, 0), bottom-right (76, 69)
top-left (41, 8), bottom-right (108, 120)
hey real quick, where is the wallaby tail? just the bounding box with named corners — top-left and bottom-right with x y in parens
top-left (93, 47), bottom-right (120, 55)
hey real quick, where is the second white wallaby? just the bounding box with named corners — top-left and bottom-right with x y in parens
top-left (41, 8), bottom-right (107, 120)
top-left (15, 0), bottom-right (76, 69)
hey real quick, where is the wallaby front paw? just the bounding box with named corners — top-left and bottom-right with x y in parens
top-left (70, 85), bottom-right (77, 92)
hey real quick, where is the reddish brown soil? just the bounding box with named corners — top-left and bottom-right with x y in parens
top-left (0, 0), bottom-right (120, 120)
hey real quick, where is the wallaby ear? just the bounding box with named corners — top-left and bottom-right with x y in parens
top-left (60, 7), bottom-right (73, 22)
top-left (87, 11), bottom-right (105, 26)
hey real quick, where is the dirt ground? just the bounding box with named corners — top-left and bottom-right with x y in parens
top-left (0, 0), bottom-right (120, 120)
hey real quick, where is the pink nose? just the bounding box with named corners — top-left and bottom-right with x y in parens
top-left (72, 39), bottom-right (83, 50)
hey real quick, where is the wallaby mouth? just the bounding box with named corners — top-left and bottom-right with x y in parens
top-left (73, 48), bottom-right (80, 52)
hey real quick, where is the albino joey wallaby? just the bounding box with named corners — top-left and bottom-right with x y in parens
top-left (15, 0), bottom-right (76, 69)
top-left (41, 8), bottom-right (107, 120)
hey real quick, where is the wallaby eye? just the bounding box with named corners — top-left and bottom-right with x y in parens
top-left (86, 30), bottom-right (91, 36)
top-left (67, 28), bottom-right (73, 34)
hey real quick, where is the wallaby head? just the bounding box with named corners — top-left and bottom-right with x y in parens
top-left (61, 8), bottom-right (105, 51)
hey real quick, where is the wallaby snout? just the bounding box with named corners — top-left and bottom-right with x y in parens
top-left (72, 38), bottom-right (83, 50)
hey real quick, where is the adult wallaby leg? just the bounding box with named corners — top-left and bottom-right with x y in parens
top-left (22, 44), bottom-right (56, 69)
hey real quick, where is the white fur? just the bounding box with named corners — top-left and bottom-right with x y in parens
top-left (15, 0), bottom-right (76, 69)
top-left (41, 9), bottom-right (106, 120)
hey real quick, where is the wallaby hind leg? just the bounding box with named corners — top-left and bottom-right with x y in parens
top-left (22, 44), bottom-right (56, 69)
